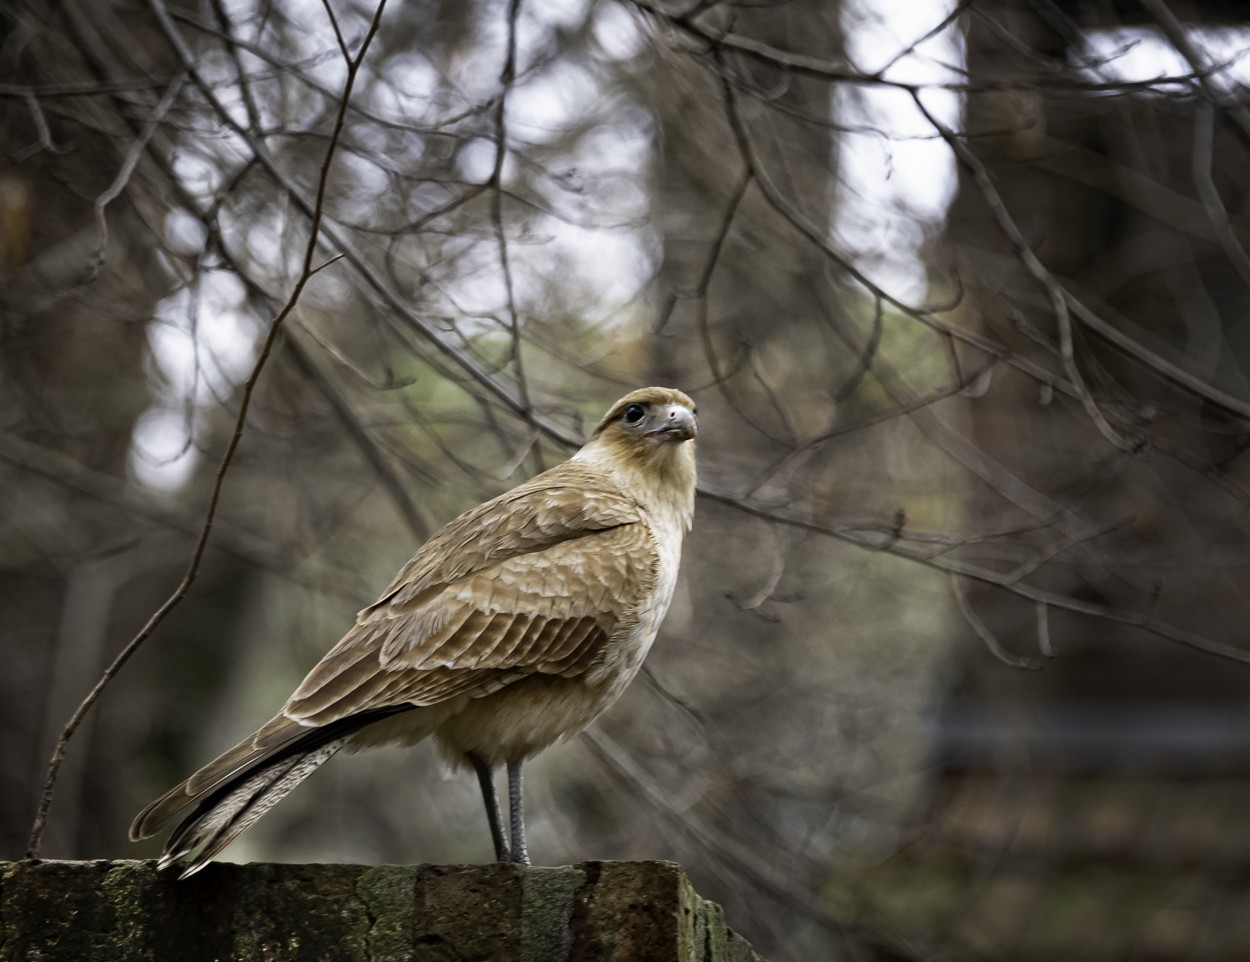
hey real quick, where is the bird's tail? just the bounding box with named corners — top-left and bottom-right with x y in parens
top-left (155, 736), bottom-right (348, 878)
top-left (131, 708), bottom-right (405, 878)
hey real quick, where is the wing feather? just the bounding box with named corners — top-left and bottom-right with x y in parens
top-left (541, 618), bottom-right (604, 674)
top-left (364, 462), bottom-right (645, 614)
top-left (281, 489), bottom-right (658, 728)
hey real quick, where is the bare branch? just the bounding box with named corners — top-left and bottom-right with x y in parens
top-left (699, 483), bottom-right (1250, 667)
top-left (953, 574), bottom-right (1044, 670)
top-left (909, 93), bottom-right (1135, 452)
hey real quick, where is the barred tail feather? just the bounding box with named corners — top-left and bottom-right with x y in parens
top-left (161, 737), bottom-right (348, 878)
top-left (133, 706), bottom-right (410, 877)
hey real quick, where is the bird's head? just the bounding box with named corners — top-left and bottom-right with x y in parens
top-left (576, 387), bottom-right (698, 526)
top-left (592, 387), bottom-right (697, 445)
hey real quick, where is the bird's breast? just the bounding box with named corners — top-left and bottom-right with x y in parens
top-left (585, 505), bottom-right (684, 692)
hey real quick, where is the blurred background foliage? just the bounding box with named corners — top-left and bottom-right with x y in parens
top-left (6, 0), bottom-right (1250, 958)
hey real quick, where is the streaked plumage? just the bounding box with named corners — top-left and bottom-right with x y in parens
top-left (131, 387), bottom-right (697, 875)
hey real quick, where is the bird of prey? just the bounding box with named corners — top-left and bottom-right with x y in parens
top-left (131, 387), bottom-right (698, 876)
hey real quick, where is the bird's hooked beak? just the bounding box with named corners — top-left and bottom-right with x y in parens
top-left (647, 404), bottom-right (697, 442)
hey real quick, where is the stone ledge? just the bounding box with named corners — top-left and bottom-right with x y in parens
top-left (0, 859), bottom-right (764, 961)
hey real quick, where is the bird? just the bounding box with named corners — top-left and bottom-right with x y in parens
top-left (130, 386), bottom-right (698, 877)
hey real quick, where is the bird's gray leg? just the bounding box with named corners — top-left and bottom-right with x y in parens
top-left (470, 753), bottom-right (510, 862)
top-left (507, 759), bottom-right (530, 865)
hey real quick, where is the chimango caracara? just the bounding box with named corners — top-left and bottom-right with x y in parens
top-left (131, 387), bottom-right (697, 876)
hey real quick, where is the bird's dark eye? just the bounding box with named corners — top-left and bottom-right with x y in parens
top-left (623, 403), bottom-right (646, 424)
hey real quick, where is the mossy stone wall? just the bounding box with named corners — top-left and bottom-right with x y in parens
top-left (0, 859), bottom-right (763, 961)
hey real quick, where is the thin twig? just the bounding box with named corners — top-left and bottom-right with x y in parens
top-left (90, 73), bottom-right (186, 279)
top-left (655, 169), bottom-right (751, 332)
top-left (697, 483), bottom-right (1250, 666)
top-left (1036, 601), bottom-right (1054, 658)
top-left (491, 0), bottom-right (531, 418)
top-left (24, 91), bottom-right (66, 154)
top-left (953, 574), bottom-right (1044, 670)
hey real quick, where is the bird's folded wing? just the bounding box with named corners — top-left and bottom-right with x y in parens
top-left (284, 520), bottom-right (658, 724)
top-left (364, 464), bottom-right (645, 613)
